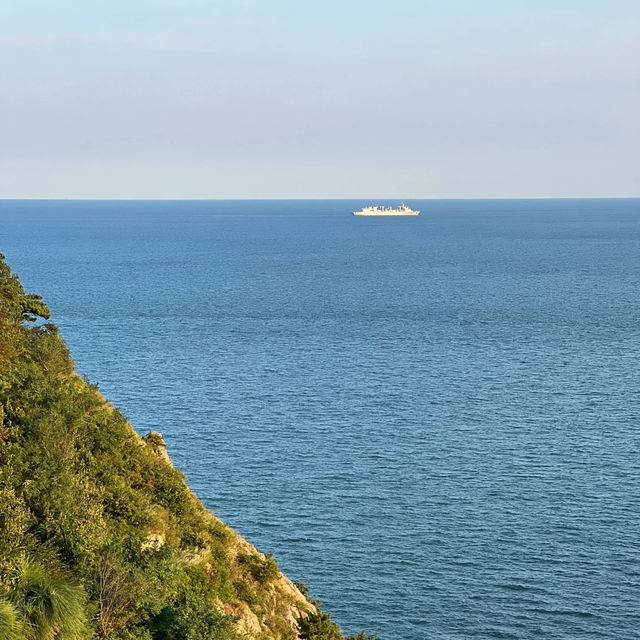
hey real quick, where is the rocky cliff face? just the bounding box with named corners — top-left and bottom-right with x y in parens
top-left (141, 430), bottom-right (316, 638)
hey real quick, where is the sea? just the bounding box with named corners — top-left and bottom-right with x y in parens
top-left (1, 199), bottom-right (639, 640)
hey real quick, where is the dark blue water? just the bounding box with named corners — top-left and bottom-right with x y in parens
top-left (2, 199), bottom-right (639, 640)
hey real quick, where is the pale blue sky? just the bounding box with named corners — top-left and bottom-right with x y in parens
top-left (1, 0), bottom-right (638, 198)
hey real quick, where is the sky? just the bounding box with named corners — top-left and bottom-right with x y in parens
top-left (0, 0), bottom-right (638, 198)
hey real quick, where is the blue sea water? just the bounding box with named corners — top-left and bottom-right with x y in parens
top-left (1, 199), bottom-right (639, 640)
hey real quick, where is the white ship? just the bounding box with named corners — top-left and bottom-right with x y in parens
top-left (352, 203), bottom-right (420, 216)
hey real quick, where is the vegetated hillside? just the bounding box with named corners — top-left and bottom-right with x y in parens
top-left (0, 254), bottom-right (375, 640)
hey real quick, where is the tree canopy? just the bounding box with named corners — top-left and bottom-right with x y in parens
top-left (0, 254), bottom-right (50, 326)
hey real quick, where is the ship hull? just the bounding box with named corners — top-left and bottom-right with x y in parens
top-left (352, 211), bottom-right (420, 216)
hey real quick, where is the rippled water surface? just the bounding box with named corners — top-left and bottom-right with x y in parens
top-left (2, 199), bottom-right (639, 639)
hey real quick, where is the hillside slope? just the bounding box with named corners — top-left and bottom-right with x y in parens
top-left (0, 254), bottom-right (372, 640)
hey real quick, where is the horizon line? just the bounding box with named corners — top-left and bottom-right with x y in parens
top-left (1, 196), bottom-right (638, 202)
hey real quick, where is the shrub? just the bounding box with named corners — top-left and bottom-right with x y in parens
top-left (294, 581), bottom-right (310, 598)
top-left (150, 590), bottom-right (239, 640)
top-left (297, 610), bottom-right (342, 640)
top-left (232, 580), bottom-right (261, 606)
top-left (0, 598), bottom-right (26, 640)
top-left (11, 558), bottom-right (90, 640)
top-left (237, 553), bottom-right (279, 585)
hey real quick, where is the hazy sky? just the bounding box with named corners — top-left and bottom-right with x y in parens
top-left (1, 0), bottom-right (638, 198)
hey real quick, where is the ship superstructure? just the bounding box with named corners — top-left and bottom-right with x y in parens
top-left (352, 203), bottom-right (420, 216)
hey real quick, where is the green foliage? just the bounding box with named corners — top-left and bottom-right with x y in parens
top-left (295, 590), bottom-right (376, 640)
top-left (0, 253), bottom-right (50, 326)
top-left (6, 558), bottom-right (90, 640)
top-left (0, 597), bottom-right (27, 640)
top-left (232, 580), bottom-right (262, 606)
top-left (141, 433), bottom-right (165, 449)
top-left (150, 590), bottom-right (239, 640)
top-left (293, 582), bottom-right (310, 599)
top-left (297, 610), bottom-right (342, 640)
top-left (0, 487), bottom-right (34, 555)
top-left (108, 629), bottom-right (152, 640)
top-left (237, 553), bottom-right (279, 585)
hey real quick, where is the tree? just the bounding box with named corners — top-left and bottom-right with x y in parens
top-left (0, 253), bottom-right (50, 325)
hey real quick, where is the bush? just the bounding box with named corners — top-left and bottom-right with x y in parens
top-left (10, 558), bottom-right (90, 640)
top-left (233, 580), bottom-right (261, 606)
top-left (297, 610), bottom-right (342, 640)
top-left (150, 590), bottom-right (239, 640)
top-left (0, 598), bottom-right (26, 640)
top-left (237, 553), bottom-right (279, 584)
top-left (294, 581), bottom-right (310, 598)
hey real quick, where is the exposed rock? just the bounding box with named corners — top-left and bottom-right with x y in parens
top-left (143, 430), bottom-right (173, 466)
top-left (141, 532), bottom-right (166, 551)
top-left (229, 602), bottom-right (263, 636)
top-left (140, 427), bottom-right (315, 638)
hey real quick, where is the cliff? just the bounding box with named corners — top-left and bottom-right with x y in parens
top-left (0, 254), bottom-right (371, 640)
